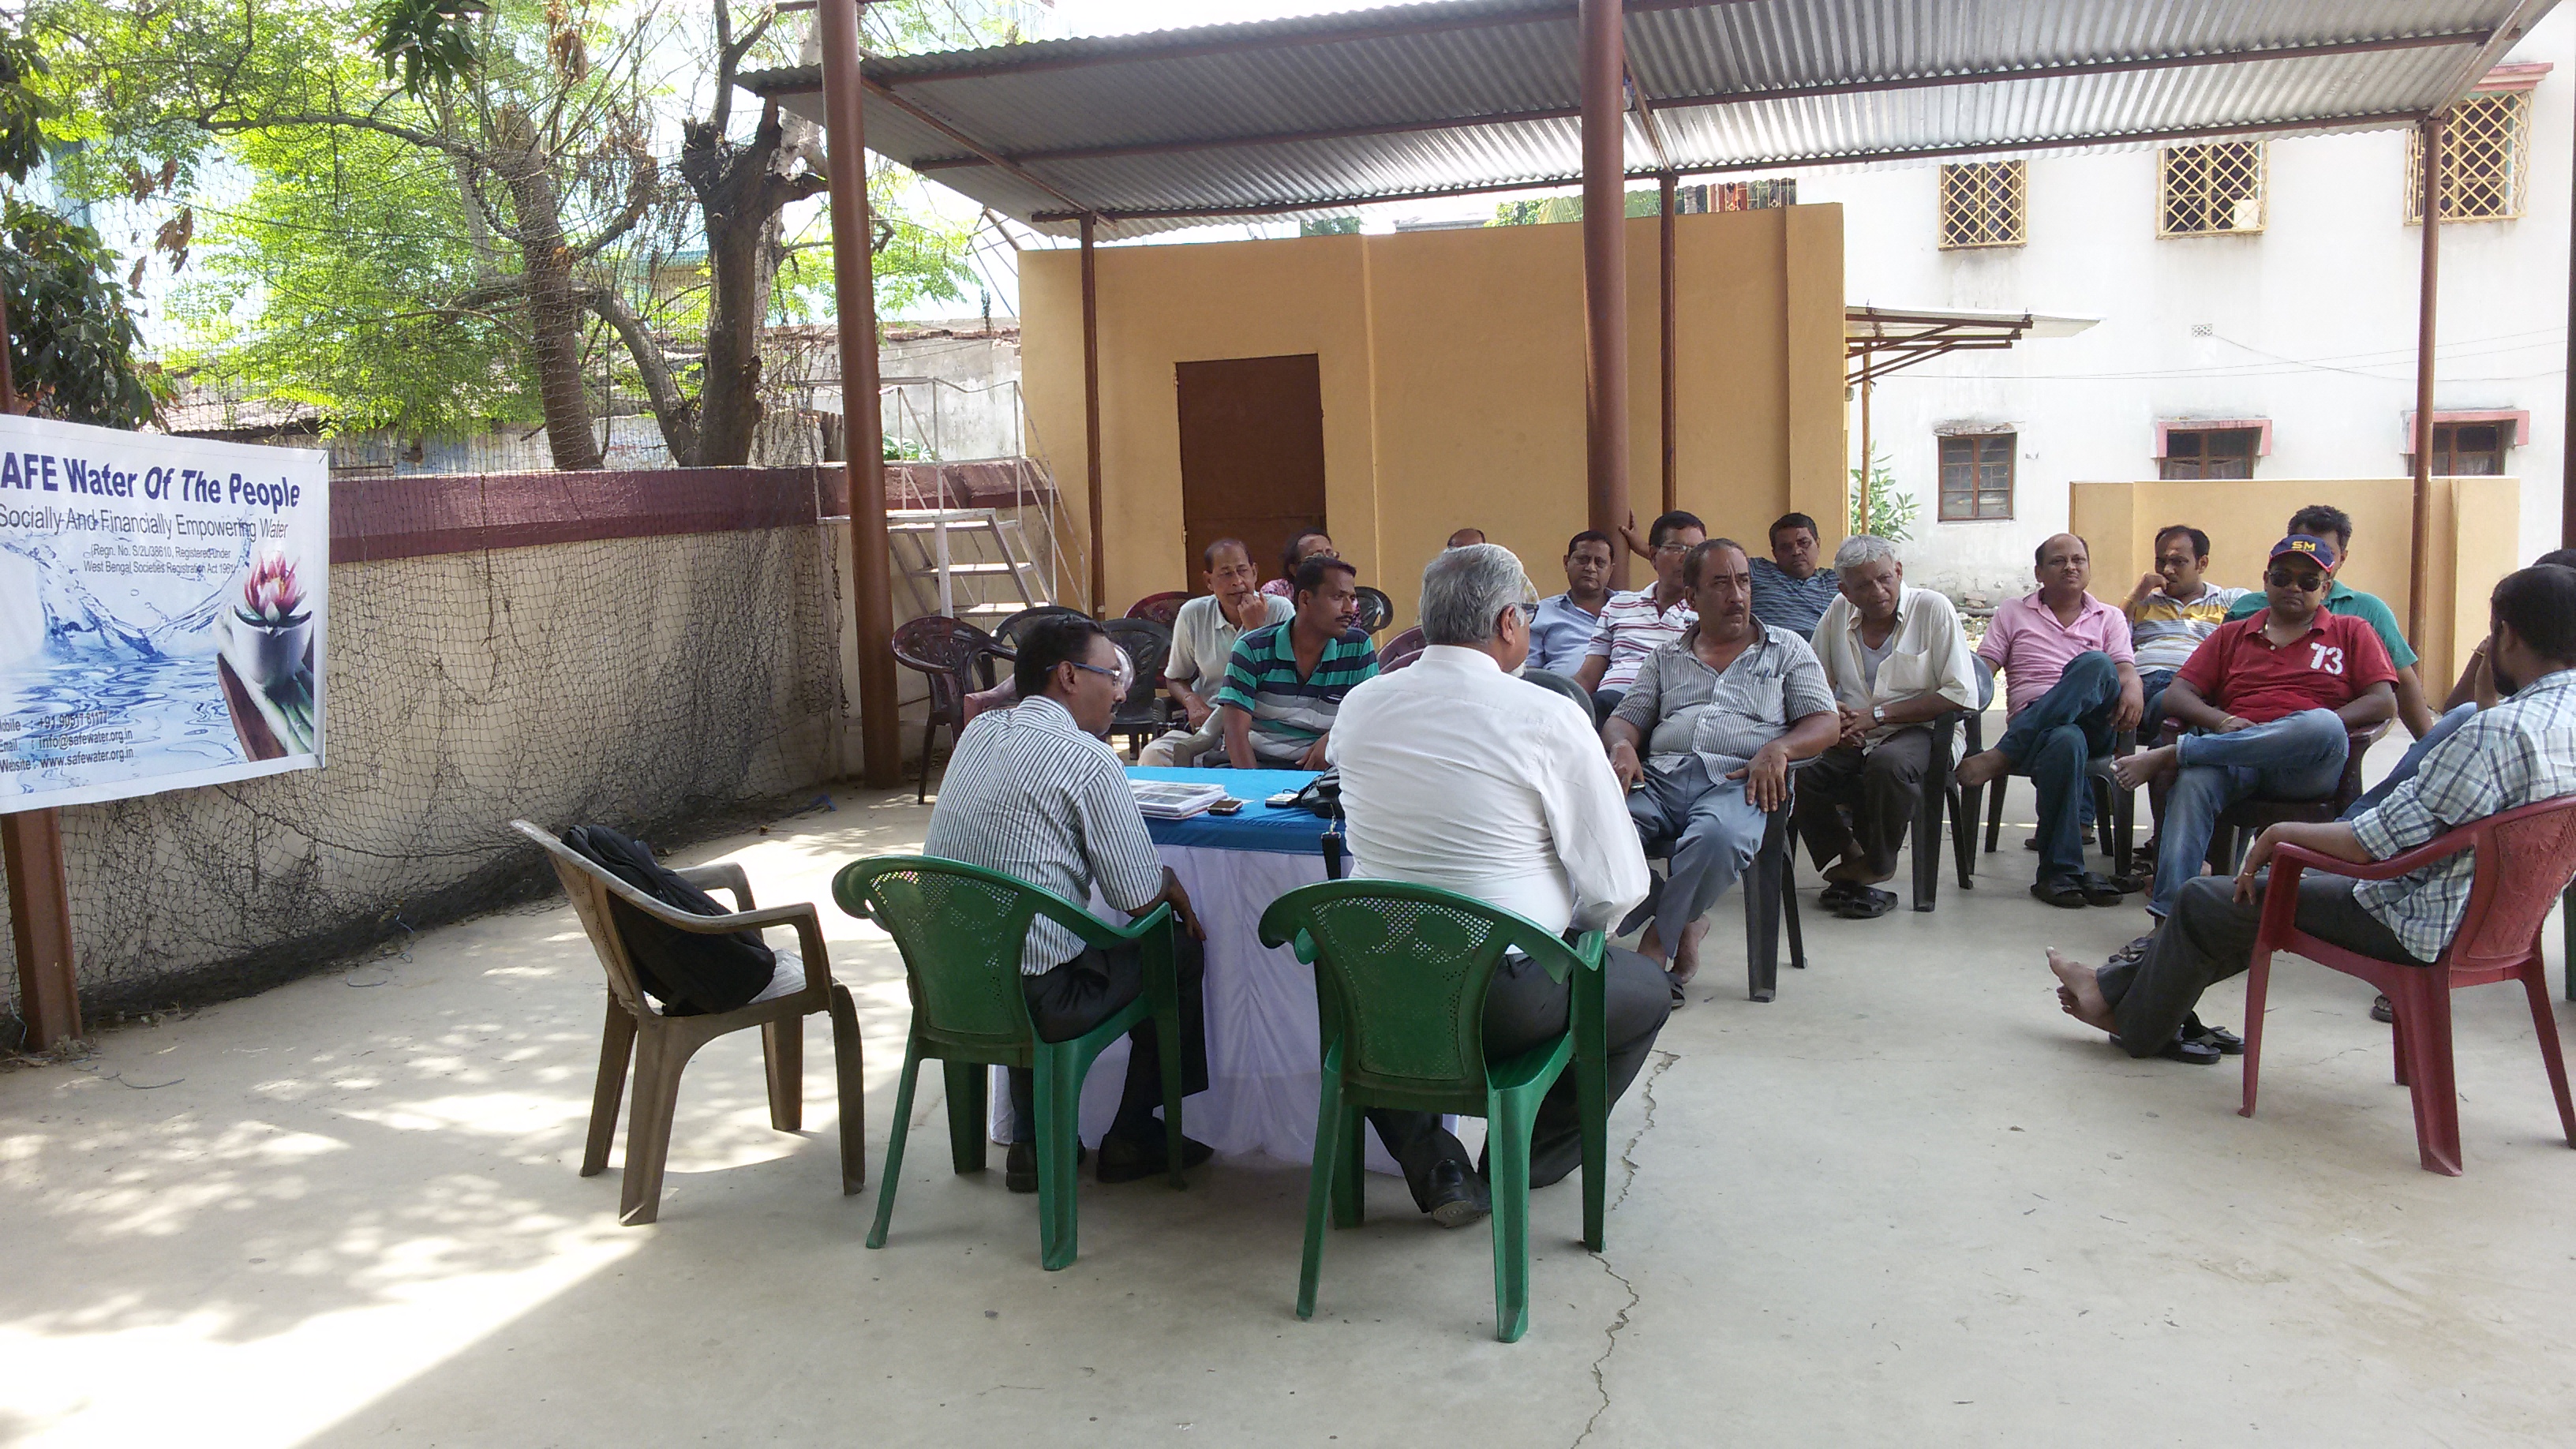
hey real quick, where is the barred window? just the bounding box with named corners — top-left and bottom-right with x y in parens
top-left (2159, 143), bottom-right (2265, 237)
top-left (2413, 421), bottom-right (2510, 476)
top-left (1938, 162), bottom-right (2027, 249)
top-left (1937, 433), bottom-right (2015, 520)
top-left (2406, 89), bottom-right (2533, 223)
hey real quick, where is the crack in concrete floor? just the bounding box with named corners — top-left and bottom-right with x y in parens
top-left (1573, 1046), bottom-right (1679, 1447)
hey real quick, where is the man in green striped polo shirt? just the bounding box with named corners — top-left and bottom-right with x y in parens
top-left (1217, 555), bottom-right (1380, 769)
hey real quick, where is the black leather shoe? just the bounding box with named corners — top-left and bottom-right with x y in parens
top-left (2182, 1013), bottom-right (2244, 1054)
top-left (2031, 878), bottom-right (2091, 909)
top-left (1425, 1161), bottom-right (1491, 1229)
top-left (1003, 1141), bottom-right (1084, 1193)
top-left (1097, 1130), bottom-right (1213, 1183)
top-left (2077, 873), bottom-right (2127, 907)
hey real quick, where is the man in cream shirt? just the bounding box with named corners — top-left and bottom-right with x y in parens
top-left (1793, 534), bottom-right (1979, 919)
top-left (1327, 544), bottom-right (1671, 1229)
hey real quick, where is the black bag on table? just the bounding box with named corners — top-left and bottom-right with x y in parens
top-left (560, 825), bottom-right (776, 1017)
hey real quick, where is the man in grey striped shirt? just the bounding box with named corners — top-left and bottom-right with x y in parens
top-left (926, 615), bottom-right (1214, 1190)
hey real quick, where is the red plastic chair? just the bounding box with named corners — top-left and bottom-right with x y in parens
top-left (2239, 793), bottom-right (2576, 1175)
top-left (1125, 591), bottom-right (1189, 628)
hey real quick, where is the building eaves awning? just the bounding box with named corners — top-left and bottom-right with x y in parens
top-left (739, 0), bottom-right (2555, 239)
top-left (1846, 305), bottom-right (2098, 385)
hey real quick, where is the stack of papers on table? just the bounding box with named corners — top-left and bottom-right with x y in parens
top-left (1131, 780), bottom-right (1229, 819)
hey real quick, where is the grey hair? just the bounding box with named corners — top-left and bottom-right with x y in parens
top-left (1419, 542), bottom-right (1531, 646)
top-left (1835, 534), bottom-right (1900, 571)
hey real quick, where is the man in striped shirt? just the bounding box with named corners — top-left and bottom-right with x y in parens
top-left (1576, 510), bottom-right (1705, 717)
top-left (2048, 564), bottom-right (2576, 1061)
top-left (1217, 555), bottom-right (1380, 769)
top-left (924, 614), bottom-right (1214, 1190)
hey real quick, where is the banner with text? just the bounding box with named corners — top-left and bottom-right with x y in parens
top-left (0, 414), bottom-right (328, 813)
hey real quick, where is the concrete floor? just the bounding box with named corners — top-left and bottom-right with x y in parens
top-left (6, 777), bottom-right (2576, 1448)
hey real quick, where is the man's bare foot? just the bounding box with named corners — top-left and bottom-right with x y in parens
top-left (1668, 917), bottom-right (1713, 986)
top-left (2046, 948), bottom-right (2117, 1034)
top-left (2111, 743), bottom-right (2178, 792)
top-left (1638, 923), bottom-right (1665, 964)
top-left (1953, 748), bottom-right (2010, 791)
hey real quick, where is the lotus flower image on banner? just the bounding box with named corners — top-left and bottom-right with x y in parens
top-left (0, 414), bottom-right (329, 814)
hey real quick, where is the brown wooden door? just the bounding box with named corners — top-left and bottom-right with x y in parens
top-left (1175, 354), bottom-right (1327, 589)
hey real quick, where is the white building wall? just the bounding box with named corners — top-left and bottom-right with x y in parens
top-left (1791, 15), bottom-right (2572, 600)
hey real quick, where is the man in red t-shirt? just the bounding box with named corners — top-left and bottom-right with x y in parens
top-left (2111, 534), bottom-right (2398, 935)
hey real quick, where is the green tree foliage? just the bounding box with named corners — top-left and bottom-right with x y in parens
top-left (0, 23), bottom-right (155, 426)
top-left (1489, 189), bottom-right (1662, 226)
top-left (1848, 446), bottom-right (1919, 545)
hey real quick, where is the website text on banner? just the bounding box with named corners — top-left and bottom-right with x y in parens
top-left (0, 414), bottom-right (328, 813)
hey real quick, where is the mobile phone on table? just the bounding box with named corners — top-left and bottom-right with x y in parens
top-left (1265, 791), bottom-right (1301, 808)
top-left (1209, 798), bottom-right (1245, 814)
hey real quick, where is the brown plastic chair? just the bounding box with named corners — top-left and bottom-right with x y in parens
top-left (1378, 625), bottom-right (1428, 672)
top-left (510, 821), bottom-right (865, 1224)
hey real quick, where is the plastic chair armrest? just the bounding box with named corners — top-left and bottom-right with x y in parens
top-left (673, 861), bottom-right (754, 910)
top-left (2271, 832), bottom-right (2474, 882)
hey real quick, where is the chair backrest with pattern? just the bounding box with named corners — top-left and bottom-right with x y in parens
top-left (892, 616), bottom-right (999, 718)
top-left (1126, 591), bottom-right (1189, 628)
top-left (990, 604), bottom-right (1091, 656)
top-left (1100, 618), bottom-right (1173, 720)
top-left (1379, 626), bottom-right (1428, 672)
top-left (1259, 881), bottom-right (1586, 1105)
top-left (835, 856), bottom-right (1163, 1061)
top-left (2446, 794), bottom-right (2576, 971)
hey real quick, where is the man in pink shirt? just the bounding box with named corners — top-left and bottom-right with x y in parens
top-left (1955, 534), bottom-right (2145, 908)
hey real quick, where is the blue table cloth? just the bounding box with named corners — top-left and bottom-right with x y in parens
top-left (1127, 766), bottom-right (1329, 856)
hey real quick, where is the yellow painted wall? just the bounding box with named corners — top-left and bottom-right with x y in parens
top-left (1020, 206), bottom-right (1847, 624)
top-left (2069, 477), bottom-right (2525, 695)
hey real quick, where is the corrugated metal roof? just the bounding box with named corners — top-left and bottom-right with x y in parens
top-left (738, 0), bottom-right (2556, 238)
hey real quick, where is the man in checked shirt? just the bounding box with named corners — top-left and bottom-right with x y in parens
top-left (2046, 564), bottom-right (2576, 1060)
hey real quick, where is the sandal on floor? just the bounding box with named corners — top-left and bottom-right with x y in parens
top-left (2109, 1029), bottom-right (2222, 1065)
top-left (2030, 878), bottom-right (2091, 909)
top-left (2105, 932), bottom-right (2157, 969)
top-left (2182, 1013), bottom-right (2244, 1055)
top-left (2077, 873), bottom-right (2127, 907)
top-left (1836, 887), bottom-right (1898, 919)
top-left (1818, 880), bottom-right (1863, 908)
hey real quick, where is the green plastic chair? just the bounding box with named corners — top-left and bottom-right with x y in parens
top-left (833, 856), bottom-right (1189, 1271)
top-left (1256, 880), bottom-right (1608, 1343)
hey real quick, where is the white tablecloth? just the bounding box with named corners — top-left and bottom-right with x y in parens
top-left (989, 844), bottom-right (1438, 1173)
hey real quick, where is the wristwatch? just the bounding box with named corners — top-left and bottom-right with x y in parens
top-left (1870, 704), bottom-right (1887, 728)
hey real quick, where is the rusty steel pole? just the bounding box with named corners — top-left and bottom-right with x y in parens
top-left (0, 290), bottom-right (84, 1049)
top-left (818, 0), bottom-right (901, 789)
top-left (2566, 98), bottom-right (2574, 549)
top-left (1658, 171), bottom-right (1677, 517)
top-left (2409, 113), bottom-right (2441, 651)
top-left (1580, 0), bottom-right (1631, 590)
top-left (1080, 214), bottom-right (1106, 616)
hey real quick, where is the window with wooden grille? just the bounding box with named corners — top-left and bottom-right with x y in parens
top-left (1938, 162), bottom-right (2027, 249)
top-left (2407, 89), bottom-right (2533, 223)
top-left (2159, 143), bottom-right (2265, 236)
top-left (2159, 428), bottom-right (2262, 480)
top-left (2413, 421), bottom-right (2511, 476)
top-left (1937, 433), bottom-right (2015, 520)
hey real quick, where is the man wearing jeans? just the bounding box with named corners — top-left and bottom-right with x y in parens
top-left (2111, 535), bottom-right (2398, 936)
top-left (1954, 534), bottom-right (2145, 908)
top-left (2048, 564), bottom-right (2576, 1064)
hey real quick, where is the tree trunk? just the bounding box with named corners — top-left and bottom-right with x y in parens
top-left (494, 118), bottom-right (603, 471)
top-left (681, 102), bottom-right (825, 467)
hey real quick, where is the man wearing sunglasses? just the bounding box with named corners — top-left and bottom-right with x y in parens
top-left (2105, 536), bottom-right (2398, 1058)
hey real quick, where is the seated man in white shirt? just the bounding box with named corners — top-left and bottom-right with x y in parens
top-left (1329, 544), bottom-right (1672, 1229)
top-left (1792, 534), bottom-right (1979, 919)
top-left (1138, 537), bottom-right (1294, 767)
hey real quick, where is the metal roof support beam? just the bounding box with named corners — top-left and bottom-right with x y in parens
top-left (1080, 214), bottom-right (1106, 616)
top-left (919, 32), bottom-right (2483, 177)
top-left (1582, 0), bottom-right (1631, 590)
top-left (2409, 113), bottom-right (2442, 656)
top-left (1032, 109), bottom-right (2438, 229)
top-left (821, 0), bottom-right (902, 790)
top-left (1660, 171), bottom-right (1678, 516)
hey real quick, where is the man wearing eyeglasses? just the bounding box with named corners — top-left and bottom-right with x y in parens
top-left (2106, 536), bottom-right (2398, 1053)
top-left (1575, 510), bottom-right (1704, 718)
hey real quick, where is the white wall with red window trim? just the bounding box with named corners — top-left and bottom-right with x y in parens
top-left (1793, 13), bottom-right (2570, 601)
